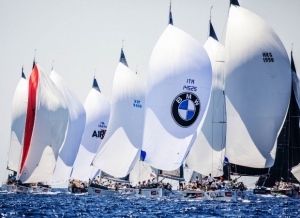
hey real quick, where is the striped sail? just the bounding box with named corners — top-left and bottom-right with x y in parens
top-left (19, 64), bottom-right (69, 183)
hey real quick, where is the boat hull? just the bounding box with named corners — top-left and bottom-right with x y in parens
top-left (180, 190), bottom-right (240, 201)
top-left (135, 188), bottom-right (172, 198)
top-left (253, 188), bottom-right (271, 195)
top-left (271, 189), bottom-right (300, 198)
top-left (88, 186), bottom-right (122, 196)
top-left (2, 184), bottom-right (16, 193)
top-left (69, 186), bottom-right (88, 194)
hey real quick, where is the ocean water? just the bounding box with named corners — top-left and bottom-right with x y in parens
top-left (0, 189), bottom-right (299, 217)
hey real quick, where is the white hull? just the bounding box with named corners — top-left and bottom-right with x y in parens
top-left (135, 188), bottom-right (172, 198)
top-left (89, 188), bottom-right (119, 195)
top-left (16, 185), bottom-right (51, 194)
top-left (2, 184), bottom-right (16, 193)
top-left (180, 190), bottom-right (241, 201)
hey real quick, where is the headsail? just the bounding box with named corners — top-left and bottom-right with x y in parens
top-left (47, 70), bottom-right (86, 184)
top-left (92, 49), bottom-right (146, 178)
top-left (224, 3), bottom-right (291, 168)
top-left (186, 20), bottom-right (225, 177)
top-left (7, 68), bottom-right (28, 173)
top-left (71, 77), bottom-right (110, 182)
top-left (141, 8), bottom-right (212, 171)
top-left (19, 64), bottom-right (69, 183)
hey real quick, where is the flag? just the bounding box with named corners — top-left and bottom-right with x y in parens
top-left (150, 170), bottom-right (157, 178)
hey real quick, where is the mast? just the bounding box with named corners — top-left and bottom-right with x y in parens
top-left (32, 49), bottom-right (36, 69)
top-left (21, 66), bottom-right (26, 79)
top-left (119, 41), bottom-right (128, 67)
top-left (168, 0), bottom-right (173, 25)
top-left (92, 76), bottom-right (101, 92)
top-left (208, 7), bottom-right (218, 41)
top-left (230, 0), bottom-right (240, 6)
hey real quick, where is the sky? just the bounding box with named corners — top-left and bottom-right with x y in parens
top-left (0, 0), bottom-right (299, 184)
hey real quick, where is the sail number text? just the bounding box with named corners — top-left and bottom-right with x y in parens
top-left (262, 52), bottom-right (274, 62)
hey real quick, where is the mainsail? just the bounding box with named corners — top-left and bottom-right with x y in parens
top-left (224, 1), bottom-right (291, 168)
top-left (71, 77), bottom-right (110, 182)
top-left (7, 68), bottom-right (28, 173)
top-left (92, 49), bottom-right (146, 178)
top-left (47, 70), bottom-right (86, 184)
top-left (186, 20), bottom-right (225, 177)
top-left (19, 64), bottom-right (69, 183)
top-left (141, 6), bottom-right (212, 171)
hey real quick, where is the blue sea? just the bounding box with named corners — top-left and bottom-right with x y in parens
top-left (0, 189), bottom-right (299, 217)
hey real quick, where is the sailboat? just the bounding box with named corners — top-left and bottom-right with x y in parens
top-left (141, 2), bottom-right (212, 174)
top-left (89, 48), bottom-right (145, 196)
top-left (70, 76), bottom-right (110, 193)
top-left (2, 67), bottom-right (28, 193)
top-left (222, 0), bottom-right (291, 193)
top-left (185, 14), bottom-right (226, 179)
top-left (17, 63), bottom-right (69, 193)
top-left (261, 50), bottom-right (300, 197)
top-left (44, 69), bottom-right (86, 186)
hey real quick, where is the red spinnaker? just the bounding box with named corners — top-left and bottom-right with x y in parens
top-left (20, 65), bottom-right (38, 173)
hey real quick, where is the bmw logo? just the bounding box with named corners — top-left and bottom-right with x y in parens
top-left (171, 92), bottom-right (200, 128)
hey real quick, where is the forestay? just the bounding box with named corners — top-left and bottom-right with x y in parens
top-left (224, 3), bottom-right (291, 168)
top-left (92, 52), bottom-right (146, 178)
top-left (7, 70), bottom-right (28, 173)
top-left (71, 78), bottom-right (110, 182)
top-left (19, 64), bottom-right (69, 183)
top-left (186, 21), bottom-right (225, 177)
top-left (46, 70), bottom-right (86, 185)
top-left (142, 24), bottom-right (212, 171)
top-left (129, 160), bottom-right (154, 187)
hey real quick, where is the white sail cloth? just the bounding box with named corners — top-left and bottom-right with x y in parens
top-left (92, 63), bottom-right (146, 178)
top-left (291, 164), bottom-right (300, 183)
top-left (7, 76), bottom-right (28, 172)
top-left (19, 64), bottom-right (69, 183)
top-left (142, 24), bottom-right (212, 171)
top-left (71, 82), bottom-right (110, 182)
top-left (224, 5), bottom-right (291, 168)
top-left (186, 35), bottom-right (225, 177)
top-left (129, 161), bottom-right (154, 187)
top-left (46, 70), bottom-right (86, 185)
top-left (292, 71), bottom-right (300, 109)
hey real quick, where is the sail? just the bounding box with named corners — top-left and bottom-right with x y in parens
top-left (19, 64), bottom-right (69, 183)
top-left (292, 52), bottom-right (300, 109)
top-left (71, 78), bottom-right (110, 182)
top-left (7, 70), bottom-right (28, 172)
top-left (92, 52), bottom-right (146, 178)
top-left (129, 160), bottom-right (155, 187)
top-left (45, 70), bottom-right (86, 184)
top-left (142, 24), bottom-right (212, 171)
top-left (186, 21), bottom-right (225, 177)
top-left (224, 4), bottom-right (291, 168)
top-left (291, 164), bottom-right (300, 183)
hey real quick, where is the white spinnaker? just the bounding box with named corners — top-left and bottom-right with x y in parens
top-left (142, 24), bottom-right (212, 171)
top-left (292, 71), bottom-right (300, 109)
top-left (71, 80), bottom-right (110, 182)
top-left (7, 75), bottom-right (28, 172)
top-left (19, 64), bottom-right (69, 183)
top-left (46, 70), bottom-right (86, 184)
top-left (129, 161), bottom-right (154, 187)
top-left (92, 63), bottom-right (146, 178)
top-left (291, 164), bottom-right (300, 182)
top-left (186, 32), bottom-right (226, 177)
top-left (224, 5), bottom-right (291, 168)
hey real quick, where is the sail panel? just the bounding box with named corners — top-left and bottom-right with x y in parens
top-left (142, 24), bottom-right (212, 171)
top-left (224, 6), bottom-right (291, 168)
top-left (7, 77), bottom-right (28, 172)
top-left (19, 64), bottom-right (69, 183)
top-left (71, 86), bottom-right (110, 182)
top-left (129, 161), bottom-right (155, 187)
top-left (92, 62), bottom-right (146, 178)
top-left (46, 70), bottom-right (86, 184)
top-left (186, 35), bottom-right (226, 177)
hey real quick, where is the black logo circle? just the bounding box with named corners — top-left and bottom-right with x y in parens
top-left (171, 92), bottom-right (200, 128)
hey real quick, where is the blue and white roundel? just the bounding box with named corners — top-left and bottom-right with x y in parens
top-left (178, 100), bottom-right (195, 121)
top-left (171, 92), bottom-right (201, 128)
